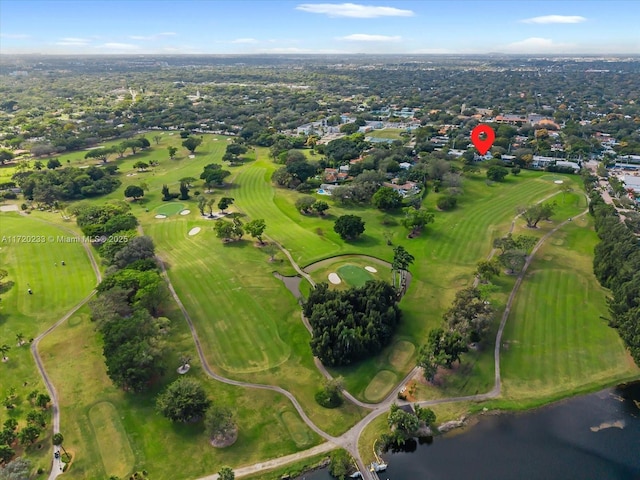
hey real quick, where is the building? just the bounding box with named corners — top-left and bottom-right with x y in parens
top-left (622, 175), bottom-right (640, 195)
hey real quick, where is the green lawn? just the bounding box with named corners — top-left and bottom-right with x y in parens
top-left (38, 305), bottom-right (322, 480)
top-left (0, 213), bottom-right (98, 471)
top-left (500, 217), bottom-right (640, 401)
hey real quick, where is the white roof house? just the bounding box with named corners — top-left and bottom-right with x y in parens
top-left (622, 175), bottom-right (640, 193)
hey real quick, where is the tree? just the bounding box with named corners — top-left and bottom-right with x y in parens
top-left (201, 163), bottom-right (231, 187)
top-left (197, 195), bottom-right (207, 216)
top-left (499, 249), bottom-right (527, 274)
top-left (18, 425), bottom-right (41, 445)
top-left (153, 135), bottom-right (162, 145)
top-left (161, 184), bottom-right (171, 201)
top-left (245, 219), bottom-right (266, 244)
top-left (205, 405), bottom-right (236, 441)
top-left (0, 444), bottom-right (14, 464)
top-left (168, 146), bottom-right (178, 159)
top-left (312, 200), bottom-right (329, 216)
top-left (402, 207), bottom-right (434, 237)
top-left (218, 197), bottom-right (234, 213)
top-left (156, 378), bottom-right (210, 423)
top-left (52, 432), bottom-right (69, 458)
top-left (33, 160), bottom-right (44, 170)
top-left (315, 377), bottom-right (344, 408)
top-left (437, 195), bottom-right (457, 211)
top-left (182, 136), bottom-right (203, 154)
top-left (392, 245), bottom-right (415, 290)
top-left (486, 165), bottom-right (508, 182)
top-left (475, 259), bottom-right (501, 283)
top-left (15, 333), bottom-right (24, 346)
top-left (0, 344), bottom-right (10, 361)
top-left (295, 196), bottom-right (316, 214)
top-left (518, 201), bottom-right (557, 228)
top-left (0, 149), bottom-right (14, 165)
top-left (36, 393), bottom-right (50, 409)
top-left (47, 158), bottom-right (62, 169)
top-left (329, 450), bottom-right (352, 479)
top-left (26, 410), bottom-right (46, 428)
top-left (124, 185), bottom-right (144, 200)
top-left (132, 161), bottom-right (149, 171)
top-left (333, 215), bottom-right (365, 240)
top-left (372, 186), bottom-right (403, 210)
top-left (218, 466), bottom-right (235, 480)
top-left (179, 182), bottom-right (190, 200)
top-left (214, 220), bottom-right (238, 241)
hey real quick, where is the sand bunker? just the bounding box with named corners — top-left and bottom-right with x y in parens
top-left (189, 154), bottom-right (195, 159)
top-left (328, 273), bottom-right (341, 285)
top-left (180, 209), bottom-right (191, 215)
top-left (554, 180), bottom-right (564, 184)
top-left (155, 214), bottom-right (167, 219)
top-left (188, 227), bottom-right (201, 236)
top-left (365, 266), bottom-right (378, 273)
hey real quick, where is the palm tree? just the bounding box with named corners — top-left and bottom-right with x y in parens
top-left (16, 333), bottom-right (25, 346)
top-left (0, 344), bottom-right (10, 361)
top-left (392, 245), bottom-right (415, 290)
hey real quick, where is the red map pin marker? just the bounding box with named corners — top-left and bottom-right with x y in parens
top-left (471, 125), bottom-right (495, 155)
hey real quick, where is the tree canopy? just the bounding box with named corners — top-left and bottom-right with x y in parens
top-left (333, 214), bottom-right (365, 240)
top-left (156, 378), bottom-right (211, 423)
top-left (304, 281), bottom-right (401, 366)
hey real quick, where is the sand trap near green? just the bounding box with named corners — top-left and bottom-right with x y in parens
top-left (363, 370), bottom-right (396, 402)
top-left (328, 273), bottom-right (341, 284)
top-left (337, 264), bottom-right (374, 287)
top-left (188, 227), bottom-right (201, 236)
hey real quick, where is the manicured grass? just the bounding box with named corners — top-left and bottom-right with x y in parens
top-left (0, 213), bottom-right (98, 469)
top-left (88, 402), bottom-right (135, 478)
top-left (366, 128), bottom-right (407, 140)
top-left (144, 216), bottom-right (367, 436)
top-left (39, 305), bottom-right (323, 480)
top-left (364, 370), bottom-right (396, 403)
top-left (387, 341), bottom-right (415, 370)
top-left (337, 264), bottom-right (374, 287)
top-left (280, 409), bottom-right (314, 448)
top-left (155, 202), bottom-right (186, 216)
top-left (500, 218), bottom-right (640, 401)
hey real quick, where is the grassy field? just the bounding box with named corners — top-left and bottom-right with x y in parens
top-left (144, 216), bottom-right (367, 436)
top-left (0, 213), bottom-right (99, 471)
top-left (38, 304), bottom-right (323, 480)
top-left (500, 216), bottom-right (640, 401)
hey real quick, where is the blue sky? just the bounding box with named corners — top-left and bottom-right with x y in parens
top-left (1, 1), bottom-right (638, 55)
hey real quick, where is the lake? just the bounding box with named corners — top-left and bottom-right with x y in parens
top-left (298, 382), bottom-right (640, 480)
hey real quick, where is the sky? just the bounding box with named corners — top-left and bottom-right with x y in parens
top-left (1, 1), bottom-right (639, 55)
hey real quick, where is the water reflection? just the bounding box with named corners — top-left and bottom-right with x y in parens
top-left (297, 383), bottom-right (640, 480)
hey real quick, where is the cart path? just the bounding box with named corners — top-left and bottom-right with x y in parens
top-left (32, 193), bottom-right (584, 480)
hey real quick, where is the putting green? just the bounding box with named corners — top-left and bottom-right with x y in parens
top-left (88, 401), bottom-right (135, 478)
top-left (363, 370), bottom-right (396, 403)
top-left (388, 341), bottom-right (416, 370)
top-left (337, 264), bottom-right (374, 287)
top-left (155, 202), bottom-right (186, 216)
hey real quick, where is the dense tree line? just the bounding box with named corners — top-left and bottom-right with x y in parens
top-left (13, 165), bottom-right (120, 206)
top-left (76, 203), bottom-right (170, 392)
top-left (304, 281), bottom-right (401, 366)
top-left (591, 191), bottom-right (640, 364)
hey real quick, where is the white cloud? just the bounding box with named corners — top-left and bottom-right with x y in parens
top-left (521, 15), bottom-right (586, 24)
top-left (98, 42), bottom-right (140, 51)
top-left (296, 3), bottom-right (414, 18)
top-left (0, 33), bottom-right (30, 39)
top-left (55, 37), bottom-right (90, 46)
top-left (340, 33), bottom-right (401, 42)
top-left (129, 32), bottom-right (176, 40)
top-left (231, 38), bottom-right (259, 44)
top-left (502, 37), bottom-right (575, 53)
